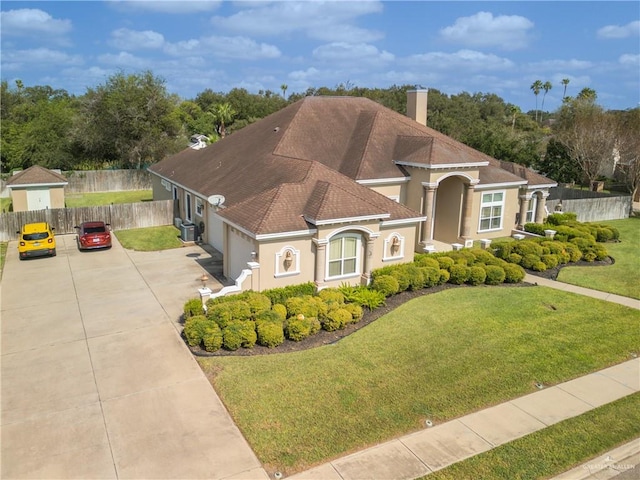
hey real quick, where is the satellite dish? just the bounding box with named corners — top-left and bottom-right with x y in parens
top-left (207, 194), bottom-right (225, 206)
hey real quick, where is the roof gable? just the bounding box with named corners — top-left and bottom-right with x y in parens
top-left (7, 165), bottom-right (68, 187)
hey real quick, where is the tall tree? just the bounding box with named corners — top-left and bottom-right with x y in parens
top-left (541, 81), bottom-right (553, 119)
top-left (74, 71), bottom-right (182, 168)
top-left (613, 108), bottom-right (640, 208)
top-left (213, 102), bottom-right (236, 138)
top-left (561, 78), bottom-right (570, 100)
top-left (280, 84), bottom-right (288, 99)
top-left (530, 80), bottom-right (543, 123)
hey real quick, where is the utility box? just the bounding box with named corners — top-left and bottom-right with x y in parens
top-left (180, 223), bottom-right (195, 242)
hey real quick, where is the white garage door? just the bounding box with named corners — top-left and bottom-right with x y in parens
top-left (27, 188), bottom-right (51, 210)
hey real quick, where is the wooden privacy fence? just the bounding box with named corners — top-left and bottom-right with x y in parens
top-left (0, 200), bottom-right (174, 242)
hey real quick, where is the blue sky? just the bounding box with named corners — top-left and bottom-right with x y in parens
top-left (1, 1), bottom-right (639, 113)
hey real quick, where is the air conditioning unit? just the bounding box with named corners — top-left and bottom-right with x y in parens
top-left (180, 223), bottom-right (195, 242)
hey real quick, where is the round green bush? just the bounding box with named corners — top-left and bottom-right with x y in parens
top-left (541, 254), bottom-right (559, 269)
top-left (503, 263), bottom-right (525, 283)
top-left (255, 309), bottom-right (283, 327)
top-left (318, 288), bottom-right (345, 304)
top-left (583, 251), bottom-right (597, 262)
top-left (202, 324), bottom-right (223, 352)
top-left (439, 269), bottom-right (450, 284)
top-left (228, 301), bottom-right (252, 322)
top-left (492, 242), bottom-right (513, 260)
top-left (285, 295), bottom-right (322, 318)
top-left (521, 254), bottom-right (542, 270)
top-left (182, 315), bottom-right (210, 347)
top-left (507, 253), bottom-right (522, 265)
top-left (420, 267), bottom-right (441, 288)
top-left (402, 264), bottom-right (426, 290)
top-left (484, 265), bottom-right (506, 285)
top-left (272, 303), bottom-right (287, 321)
top-left (467, 266), bottom-right (486, 286)
top-left (436, 256), bottom-right (455, 270)
top-left (183, 298), bottom-right (204, 319)
top-left (222, 321), bottom-right (257, 350)
top-left (448, 264), bottom-right (470, 285)
top-left (391, 269), bottom-right (411, 292)
top-left (532, 261), bottom-right (547, 272)
top-left (256, 321), bottom-right (284, 348)
top-left (371, 274), bottom-right (400, 297)
top-left (415, 255), bottom-right (440, 269)
top-left (512, 240), bottom-right (544, 258)
top-left (242, 292), bottom-right (272, 316)
top-left (564, 243), bottom-right (583, 262)
top-left (322, 308), bottom-right (352, 332)
top-left (468, 248), bottom-right (495, 264)
top-left (343, 303), bottom-right (363, 322)
top-left (285, 315), bottom-right (312, 341)
top-left (206, 303), bottom-right (233, 329)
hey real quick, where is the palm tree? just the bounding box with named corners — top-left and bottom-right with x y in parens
top-left (541, 81), bottom-right (553, 122)
top-left (561, 78), bottom-right (570, 100)
top-left (213, 102), bottom-right (235, 138)
top-left (530, 80), bottom-right (543, 123)
top-left (509, 105), bottom-right (521, 132)
top-left (280, 84), bottom-right (288, 99)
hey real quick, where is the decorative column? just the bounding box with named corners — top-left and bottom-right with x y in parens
top-left (362, 234), bottom-right (379, 285)
top-left (535, 192), bottom-right (549, 224)
top-left (421, 184), bottom-right (437, 244)
top-left (460, 183), bottom-right (476, 241)
top-left (312, 238), bottom-right (328, 289)
top-left (518, 192), bottom-right (531, 229)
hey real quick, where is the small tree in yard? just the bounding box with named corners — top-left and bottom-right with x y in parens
top-left (613, 108), bottom-right (640, 210)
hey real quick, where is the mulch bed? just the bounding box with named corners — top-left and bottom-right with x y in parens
top-left (186, 257), bottom-right (613, 358)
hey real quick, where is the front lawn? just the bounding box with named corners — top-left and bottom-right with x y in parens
top-left (198, 286), bottom-right (640, 474)
top-left (557, 217), bottom-right (640, 299)
top-left (423, 393), bottom-right (640, 480)
top-left (114, 225), bottom-right (182, 251)
top-left (65, 190), bottom-right (152, 207)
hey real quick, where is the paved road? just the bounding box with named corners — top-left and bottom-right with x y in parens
top-left (1, 234), bottom-right (268, 479)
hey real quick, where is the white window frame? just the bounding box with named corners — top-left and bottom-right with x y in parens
top-left (326, 233), bottom-right (361, 280)
top-left (172, 186), bottom-right (178, 200)
top-left (478, 191), bottom-right (505, 232)
top-left (185, 192), bottom-right (192, 222)
top-left (525, 195), bottom-right (537, 223)
top-left (195, 198), bottom-right (204, 217)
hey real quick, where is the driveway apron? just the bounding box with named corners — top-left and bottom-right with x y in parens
top-left (1, 234), bottom-right (268, 479)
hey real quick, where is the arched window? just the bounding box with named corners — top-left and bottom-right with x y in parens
top-left (327, 233), bottom-right (361, 279)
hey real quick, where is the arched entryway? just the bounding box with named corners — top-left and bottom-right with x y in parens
top-left (433, 176), bottom-right (465, 243)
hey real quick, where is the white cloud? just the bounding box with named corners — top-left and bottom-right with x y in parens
top-left (197, 36), bottom-right (281, 60)
top-left (619, 53), bottom-right (640, 67)
top-left (210, 1), bottom-right (384, 42)
top-left (440, 11), bottom-right (534, 50)
top-left (0, 9), bottom-right (72, 39)
top-left (109, 0), bottom-right (223, 14)
top-left (98, 51), bottom-right (153, 69)
top-left (597, 20), bottom-right (640, 39)
top-left (289, 67), bottom-right (321, 82)
top-left (405, 50), bottom-right (515, 71)
top-left (0, 48), bottom-right (83, 69)
top-left (312, 42), bottom-right (394, 66)
top-left (109, 28), bottom-right (165, 50)
top-left (527, 59), bottom-right (594, 71)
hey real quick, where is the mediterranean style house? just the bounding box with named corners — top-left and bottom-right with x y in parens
top-left (149, 91), bottom-right (556, 292)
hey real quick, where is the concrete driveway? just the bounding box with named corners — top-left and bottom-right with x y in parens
top-left (1, 234), bottom-right (268, 479)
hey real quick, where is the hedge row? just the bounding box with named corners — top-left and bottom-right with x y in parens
top-left (524, 213), bottom-right (620, 244)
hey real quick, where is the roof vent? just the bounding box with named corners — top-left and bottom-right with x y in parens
top-left (274, 127), bottom-right (280, 132)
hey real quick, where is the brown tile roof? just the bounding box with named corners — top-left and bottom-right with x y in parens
top-left (150, 95), bottom-right (554, 235)
top-left (491, 159), bottom-right (558, 187)
top-left (6, 165), bottom-right (68, 186)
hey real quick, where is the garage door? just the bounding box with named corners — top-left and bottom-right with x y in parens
top-left (27, 188), bottom-right (51, 210)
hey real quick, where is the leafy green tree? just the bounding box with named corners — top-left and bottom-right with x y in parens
top-left (536, 138), bottom-right (582, 184)
top-left (612, 108), bottom-right (640, 206)
top-left (73, 71), bottom-right (182, 168)
top-left (530, 80), bottom-right (543, 123)
top-left (212, 102), bottom-right (236, 138)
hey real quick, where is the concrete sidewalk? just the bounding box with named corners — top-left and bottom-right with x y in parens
top-left (289, 359), bottom-right (639, 480)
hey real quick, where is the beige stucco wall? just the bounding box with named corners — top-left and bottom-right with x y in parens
top-left (470, 187), bottom-right (521, 239)
top-left (50, 187), bottom-right (65, 209)
top-left (255, 237), bottom-right (316, 291)
top-left (151, 175), bottom-right (172, 201)
top-left (10, 189), bottom-right (27, 212)
top-left (368, 183), bottom-right (405, 203)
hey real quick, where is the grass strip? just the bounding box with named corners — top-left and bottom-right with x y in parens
top-left (422, 393), bottom-right (640, 480)
top-left (0, 242), bottom-right (7, 277)
top-left (115, 225), bottom-right (182, 251)
top-left (198, 286), bottom-right (640, 473)
top-left (64, 190), bottom-right (152, 207)
top-left (557, 217), bottom-right (640, 299)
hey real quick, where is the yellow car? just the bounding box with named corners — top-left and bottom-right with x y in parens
top-left (17, 222), bottom-right (57, 259)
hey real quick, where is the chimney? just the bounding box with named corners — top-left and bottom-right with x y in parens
top-left (406, 89), bottom-right (428, 127)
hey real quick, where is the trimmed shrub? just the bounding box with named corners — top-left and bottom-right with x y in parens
top-left (594, 244), bottom-right (609, 261)
top-left (202, 324), bottom-right (223, 352)
top-left (223, 321), bottom-right (257, 350)
top-left (484, 265), bottom-right (506, 285)
top-left (318, 288), bottom-right (345, 305)
top-left (271, 304), bottom-right (287, 322)
top-left (512, 240), bottom-right (543, 258)
top-left (285, 315), bottom-right (312, 341)
top-left (439, 269), bottom-right (450, 284)
top-left (448, 264), bottom-right (470, 285)
top-left (564, 243), bottom-right (583, 262)
top-left (344, 303), bottom-right (363, 322)
top-left (414, 255), bottom-right (441, 269)
top-left (391, 269), bottom-right (411, 292)
top-left (402, 264), bottom-right (426, 290)
top-left (468, 248), bottom-right (495, 265)
top-left (546, 212), bottom-right (577, 225)
top-left (583, 251), bottom-right (597, 262)
top-left (531, 261), bottom-right (548, 272)
top-left (322, 308), bottom-right (352, 332)
top-left (467, 266), bottom-right (487, 286)
top-left (183, 298), bottom-right (204, 319)
top-left (340, 286), bottom-right (386, 310)
top-left (256, 321), bottom-right (284, 348)
top-left (371, 274), bottom-right (400, 297)
top-left (228, 301), bottom-right (252, 322)
top-left (491, 241), bottom-right (513, 260)
top-left (420, 267), bottom-right (442, 288)
top-left (436, 256), bottom-right (455, 270)
top-left (521, 254), bottom-right (542, 270)
top-left (206, 303), bottom-right (233, 329)
top-left (182, 315), bottom-right (210, 347)
top-left (255, 309), bottom-right (283, 327)
top-left (285, 295), bottom-right (321, 318)
top-left (507, 253), bottom-right (523, 265)
top-left (503, 263), bottom-right (526, 283)
top-left (541, 254), bottom-right (559, 269)
top-left (242, 292), bottom-right (272, 316)
top-left (524, 223), bottom-right (546, 236)
top-left (263, 282), bottom-right (316, 305)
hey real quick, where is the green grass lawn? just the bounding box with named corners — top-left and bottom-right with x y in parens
top-left (198, 286), bottom-right (640, 473)
top-left (557, 217), bottom-right (640, 299)
top-left (422, 393), bottom-right (640, 480)
top-left (114, 225), bottom-right (182, 251)
top-left (0, 242), bottom-right (7, 278)
top-left (0, 197), bottom-right (11, 212)
top-left (65, 190), bottom-right (152, 207)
